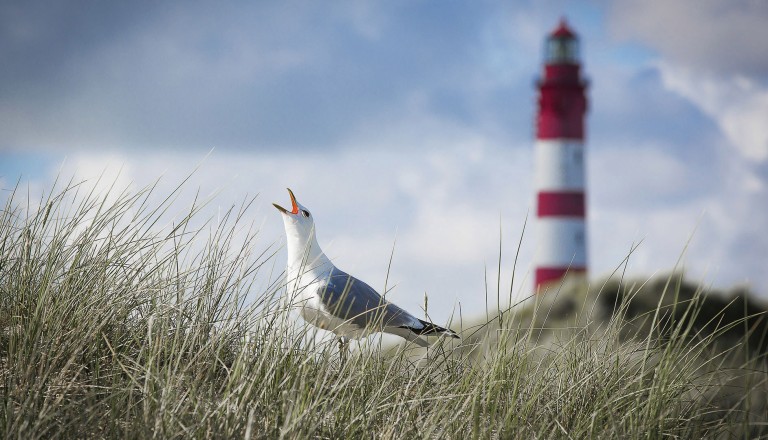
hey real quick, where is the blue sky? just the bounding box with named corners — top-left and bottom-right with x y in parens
top-left (2, 1), bottom-right (767, 322)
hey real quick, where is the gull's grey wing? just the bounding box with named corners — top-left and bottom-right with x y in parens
top-left (318, 267), bottom-right (420, 329)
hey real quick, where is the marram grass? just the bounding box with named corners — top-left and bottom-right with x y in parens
top-left (0, 180), bottom-right (766, 439)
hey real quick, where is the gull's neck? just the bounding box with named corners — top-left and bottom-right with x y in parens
top-left (285, 231), bottom-right (333, 275)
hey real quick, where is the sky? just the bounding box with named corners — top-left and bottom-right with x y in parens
top-left (1, 0), bottom-right (767, 323)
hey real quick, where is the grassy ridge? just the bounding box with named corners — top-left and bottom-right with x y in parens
top-left (1, 182), bottom-right (766, 439)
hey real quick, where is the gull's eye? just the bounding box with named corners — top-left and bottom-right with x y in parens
top-left (301, 209), bottom-right (311, 218)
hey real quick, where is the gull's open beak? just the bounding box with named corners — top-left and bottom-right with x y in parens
top-left (272, 188), bottom-right (299, 215)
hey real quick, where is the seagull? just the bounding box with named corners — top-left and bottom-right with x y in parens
top-left (273, 188), bottom-right (459, 352)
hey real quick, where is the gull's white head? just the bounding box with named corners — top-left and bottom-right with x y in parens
top-left (273, 188), bottom-right (322, 265)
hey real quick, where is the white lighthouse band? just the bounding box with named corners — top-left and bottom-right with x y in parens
top-left (535, 139), bottom-right (585, 191)
top-left (536, 217), bottom-right (587, 268)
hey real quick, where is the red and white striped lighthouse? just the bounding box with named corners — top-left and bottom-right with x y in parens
top-left (534, 19), bottom-right (589, 291)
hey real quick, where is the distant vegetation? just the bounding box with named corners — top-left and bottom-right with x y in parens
top-left (1, 181), bottom-right (766, 438)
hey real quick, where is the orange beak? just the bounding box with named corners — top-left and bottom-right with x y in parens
top-left (272, 188), bottom-right (299, 214)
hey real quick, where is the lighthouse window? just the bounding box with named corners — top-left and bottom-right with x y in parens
top-left (546, 37), bottom-right (579, 64)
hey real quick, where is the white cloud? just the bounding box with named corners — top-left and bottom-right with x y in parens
top-left (656, 62), bottom-right (768, 163)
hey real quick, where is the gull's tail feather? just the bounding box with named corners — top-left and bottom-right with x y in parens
top-left (409, 319), bottom-right (460, 338)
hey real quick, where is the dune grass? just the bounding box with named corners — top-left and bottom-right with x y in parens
top-left (0, 180), bottom-right (766, 439)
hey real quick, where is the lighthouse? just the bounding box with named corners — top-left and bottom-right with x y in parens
top-left (534, 19), bottom-right (589, 291)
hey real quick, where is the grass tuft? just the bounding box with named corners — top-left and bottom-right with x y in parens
top-left (1, 180), bottom-right (766, 439)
